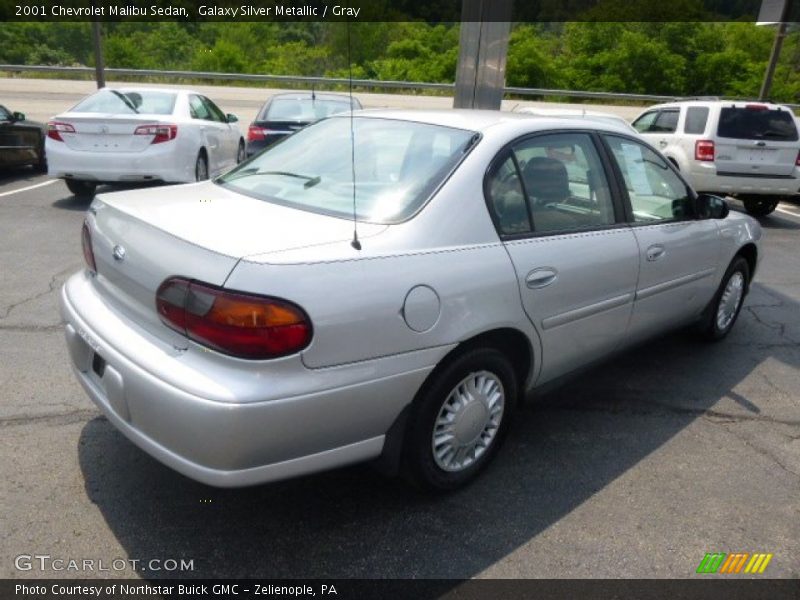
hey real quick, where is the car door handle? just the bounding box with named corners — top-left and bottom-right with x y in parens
top-left (646, 244), bottom-right (666, 261)
top-left (525, 268), bottom-right (558, 289)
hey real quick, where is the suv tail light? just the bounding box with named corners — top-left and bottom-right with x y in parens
top-left (695, 140), bottom-right (715, 161)
top-left (796, 150), bottom-right (800, 167)
top-left (47, 121), bottom-right (75, 142)
top-left (81, 221), bottom-right (97, 273)
top-left (247, 124), bottom-right (266, 142)
top-left (745, 104), bottom-right (768, 111)
top-left (156, 277), bottom-right (312, 359)
top-left (134, 124), bottom-right (177, 144)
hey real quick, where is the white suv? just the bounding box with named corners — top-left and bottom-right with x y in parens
top-left (633, 100), bottom-right (800, 216)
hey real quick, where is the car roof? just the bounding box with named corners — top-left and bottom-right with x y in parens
top-left (334, 108), bottom-right (637, 136)
top-left (643, 99), bottom-right (794, 111)
top-left (269, 92), bottom-right (355, 102)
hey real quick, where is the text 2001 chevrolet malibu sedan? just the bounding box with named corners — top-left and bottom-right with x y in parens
top-left (61, 110), bottom-right (761, 491)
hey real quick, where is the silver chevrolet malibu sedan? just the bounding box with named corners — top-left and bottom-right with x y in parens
top-left (61, 110), bottom-right (762, 491)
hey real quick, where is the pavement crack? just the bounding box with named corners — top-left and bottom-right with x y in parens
top-left (0, 408), bottom-right (101, 428)
top-left (538, 401), bottom-right (800, 427)
top-left (708, 420), bottom-right (800, 480)
top-left (0, 267), bottom-right (73, 320)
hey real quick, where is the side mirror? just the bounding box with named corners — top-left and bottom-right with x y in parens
top-left (696, 193), bottom-right (729, 220)
top-left (226, 113), bottom-right (238, 123)
top-left (12, 111), bottom-right (25, 121)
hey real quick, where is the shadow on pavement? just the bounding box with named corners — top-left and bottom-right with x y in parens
top-left (77, 279), bottom-right (800, 579)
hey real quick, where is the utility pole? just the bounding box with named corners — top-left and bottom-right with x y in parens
top-left (92, 21), bottom-right (106, 89)
top-left (453, 0), bottom-right (513, 110)
top-left (758, 0), bottom-right (791, 101)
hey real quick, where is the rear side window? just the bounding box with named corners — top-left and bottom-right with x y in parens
top-left (71, 90), bottom-right (176, 115)
top-left (717, 107), bottom-right (798, 141)
top-left (651, 110), bottom-right (679, 133)
top-left (684, 107), bottom-right (709, 134)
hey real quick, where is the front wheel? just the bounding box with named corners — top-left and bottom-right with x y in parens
top-left (403, 347), bottom-right (517, 492)
top-left (697, 257), bottom-right (749, 341)
top-left (742, 196), bottom-right (779, 217)
top-left (64, 179), bottom-right (96, 199)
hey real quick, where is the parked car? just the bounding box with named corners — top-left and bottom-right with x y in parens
top-left (61, 110), bottom-right (761, 491)
top-left (47, 87), bottom-right (245, 198)
top-left (246, 92), bottom-right (362, 157)
top-left (516, 106), bottom-right (638, 134)
top-left (632, 100), bottom-right (800, 216)
top-left (0, 104), bottom-right (46, 171)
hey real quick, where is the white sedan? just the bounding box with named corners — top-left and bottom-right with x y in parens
top-left (46, 87), bottom-right (245, 198)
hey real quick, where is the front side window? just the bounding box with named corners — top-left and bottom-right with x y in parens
top-left (604, 135), bottom-right (692, 223)
top-left (217, 117), bottom-right (476, 224)
top-left (201, 96), bottom-right (227, 123)
top-left (0, 105), bottom-right (11, 121)
top-left (485, 132), bottom-right (617, 235)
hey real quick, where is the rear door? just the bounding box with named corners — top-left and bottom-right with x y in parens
top-left (485, 131), bottom-right (640, 384)
top-left (189, 94), bottom-right (228, 175)
top-left (601, 134), bottom-right (721, 343)
top-left (713, 104), bottom-right (799, 177)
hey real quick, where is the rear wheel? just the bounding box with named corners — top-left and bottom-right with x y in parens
top-left (697, 256), bottom-right (749, 341)
top-left (742, 196), bottom-right (779, 217)
top-left (236, 140), bottom-right (246, 164)
top-left (65, 179), bottom-right (96, 199)
top-left (195, 151), bottom-right (209, 181)
top-left (403, 347), bottom-right (517, 492)
top-left (34, 140), bottom-right (47, 173)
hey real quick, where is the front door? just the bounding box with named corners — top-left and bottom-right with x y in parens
top-left (601, 134), bottom-right (722, 344)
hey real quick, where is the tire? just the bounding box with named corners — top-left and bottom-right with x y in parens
top-left (236, 140), bottom-right (246, 164)
top-left (34, 141), bottom-right (47, 173)
top-left (696, 256), bottom-right (749, 341)
top-left (403, 347), bottom-right (517, 492)
top-left (742, 196), bottom-right (779, 217)
top-left (195, 151), bottom-right (209, 181)
top-left (65, 179), bottom-right (96, 199)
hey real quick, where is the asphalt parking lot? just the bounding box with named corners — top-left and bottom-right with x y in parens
top-left (1, 168), bottom-right (798, 580)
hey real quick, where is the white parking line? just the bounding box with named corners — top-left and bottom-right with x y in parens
top-left (0, 179), bottom-right (57, 198)
top-left (775, 205), bottom-right (800, 218)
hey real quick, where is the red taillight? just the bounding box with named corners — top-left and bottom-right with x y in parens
top-left (745, 104), bottom-right (768, 111)
top-left (134, 123), bottom-right (177, 144)
top-left (47, 121), bottom-right (75, 142)
top-left (796, 150), bottom-right (800, 167)
top-left (695, 140), bottom-right (715, 162)
top-left (247, 124), bottom-right (266, 142)
top-left (156, 278), bottom-right (312, 359)
top-left (81, 221), bottom-right (97, 273)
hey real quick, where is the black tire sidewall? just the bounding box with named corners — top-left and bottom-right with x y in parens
top-left (195, 153), bottom-right (208, 181)
top-left (704, 257), bottom-right (749, 340)
top-left (743, 197), bottom-right (778, 217)
top-left (65, 179), bottom-right (95, 198)
top-left (404, 347), bottom-right (517, 492)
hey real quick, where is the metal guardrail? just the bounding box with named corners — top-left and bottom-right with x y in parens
top-left (2, 64), bottom-right (798, 108)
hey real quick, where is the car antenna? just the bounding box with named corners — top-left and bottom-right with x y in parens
top-left (347, 21), bottom-right (361, 251)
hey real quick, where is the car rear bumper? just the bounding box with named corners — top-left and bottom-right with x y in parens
top-left (60, 271), bottom-right (441, 487)
top-left (46, 141), bottom-right (191, 183)
top-left (688, 165), bottom-right (800, 196)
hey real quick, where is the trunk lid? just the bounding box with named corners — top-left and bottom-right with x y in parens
top-left (53, 113), bottom-right (169, 153)
top-left (88, 181), bottom-right (385, 344)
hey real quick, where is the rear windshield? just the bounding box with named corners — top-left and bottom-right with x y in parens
top-left (717, 107), bottom-right (798, 141)
top-left (217, 117), bottom-right (477, 224)
top-left (71, 90), bottom-right (177, 115)
top-left (263, 97), bottom-right (360, 121)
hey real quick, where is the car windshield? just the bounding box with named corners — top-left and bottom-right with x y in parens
top-left (217, 117), bottom-right (477, 224)
top-left (264, 97), bottom-right (359, 121)
top-left (717, 107), bottom-right (798, 141)
top-left (71, 90), bottom-right (177, 115)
